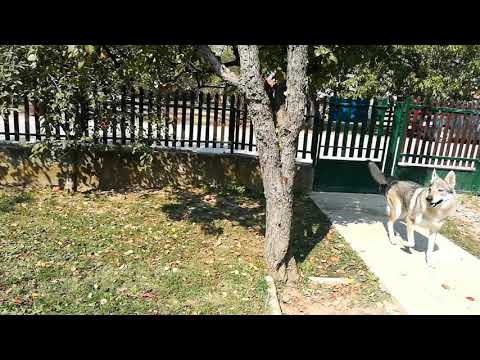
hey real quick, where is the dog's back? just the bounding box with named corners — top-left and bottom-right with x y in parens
top-left (385, 180), bottom-right (423, 219)
top-left (368, 161), bottom-right (422, 218)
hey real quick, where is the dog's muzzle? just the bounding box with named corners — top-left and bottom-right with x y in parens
top-left (429, 199), bottom-right (443, 208)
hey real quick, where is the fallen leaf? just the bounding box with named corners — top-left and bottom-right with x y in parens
top-left (141, 292), bottom-right (154, 299)
top-left (466, 296), bottom-right (475, 301)
top-left (13, 297), bottom-right (22, 305)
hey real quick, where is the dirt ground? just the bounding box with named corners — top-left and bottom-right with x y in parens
top-left (278, 282), bottom-right (406, 315)
top-left (441, 194), bottom-right (480, 259)
top-left (451, 194), bottom-right (480, 237)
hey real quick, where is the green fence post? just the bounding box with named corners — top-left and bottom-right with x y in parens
top-left (384, 96), bottom-right (410, 177)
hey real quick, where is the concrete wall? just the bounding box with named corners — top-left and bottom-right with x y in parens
top-left (0, 143), bottom-right (313, 193)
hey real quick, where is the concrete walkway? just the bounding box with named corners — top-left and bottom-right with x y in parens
top-left (310, 192), bottom-right (480, 315)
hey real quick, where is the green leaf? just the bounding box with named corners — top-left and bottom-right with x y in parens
top-left (314, 46), bottom-right (330, 57)
top-left (27, 53), bottom-right (37, 62)
top-left (84, 45), bottom-right (95, 55)
top-left (275, 70), bottom-right (285, 82)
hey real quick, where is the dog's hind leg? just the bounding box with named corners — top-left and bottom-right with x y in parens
top-left (387, 220), bottom-right (397, 245)
top-left (386, 197), bottom-right (401, 245)
top-left (402, 217), bottom-right (416, 248)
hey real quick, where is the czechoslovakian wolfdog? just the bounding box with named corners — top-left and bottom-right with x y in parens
top-left (368, 162), bottom-right (457, 267)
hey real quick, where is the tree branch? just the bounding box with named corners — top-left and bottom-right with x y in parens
top-left (194, 45), bottom-right (241, 88)
top-left (279, 45), bottom-right (308, 182)
top-left (223, 45), bottom-right (240, 67)
top-left (102, 45), bottom-right (122, 68)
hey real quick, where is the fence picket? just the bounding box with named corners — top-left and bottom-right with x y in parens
top-left (234, 95), bottom-right (241, 150)
top-left (13, 103), bottom-right (19, 141)
top-left (340, 99), bottom-right (350, 158)
top-left (102, 92), bottom-right (108, 144)
top-left (213, 93), bottom-right (219, 148)
top-left (157, 92), bottom-right (163, 145)
top-left (24, 97), bottom-right (30, 142)
top-left (349, 100), bottom-right (360, 158)
top-left (120, 86), bottom-right (127, 144)
top-left (172, 92), bottom-right (178, 147)
top-left (221, 95), bottom-right (227, 148)
top-left (189, 92), bottom-right (195, 147)
top-left (241, 95), bottom-right (247, 150)
top-left (147, 90), bottom-right (153, 142)
top-left (3, 106), bottom-right (10, 141)
top-left (301, 100), bottom-right (310, 159)
top-left (365, 99), bottom-right (377, 159)
top-left (196, 92), bottom-right (203, 147)
top-left (112, 95), bottom-right (118, 144)
top-left (130, 87), bottom-right (136, 143)
top-left (248, 100), bottom-right (254, 152)
top-left (228, 95), bottom-right (236, 154)
top-left (181, 92), bottom-right (187, 147)
top-left (205, 93), bottom-right (211, 148)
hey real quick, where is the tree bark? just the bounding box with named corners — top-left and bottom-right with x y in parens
top-left (238, 45), bottom-right (308, 283)
top-left (197, 45), bottom-right (308, 283)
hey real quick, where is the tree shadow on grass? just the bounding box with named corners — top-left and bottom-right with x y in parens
top-left (161, 186), bottom-right (333, 266)
top-left (0, 191), bottom-right (33, 214)
top-left (291, 196), bottom-right (333, 264)
top-left (161, 186), bottom-right (266, 237)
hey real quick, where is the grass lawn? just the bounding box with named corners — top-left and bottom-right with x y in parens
top-left (0, 184), bottom-right (390, 314)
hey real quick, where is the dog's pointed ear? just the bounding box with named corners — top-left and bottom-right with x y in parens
top-left (431, 168), bottom-right (438, 182)
top-left (445, 171), bottom-right (456, 187)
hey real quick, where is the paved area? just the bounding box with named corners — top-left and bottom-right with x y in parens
top-left (310, 192), bottom-right (480, 315)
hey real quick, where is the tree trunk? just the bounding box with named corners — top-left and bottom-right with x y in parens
top-left (196, 44), bottom-right (308, 283)
top-left (238, 45), bottom-right (308, 283)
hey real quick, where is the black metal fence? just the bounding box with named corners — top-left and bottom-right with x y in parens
top-left (0, 88), bottom-right (323, 161)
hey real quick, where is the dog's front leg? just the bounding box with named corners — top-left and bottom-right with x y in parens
top-left (426, 231), bottom-right (438, 268)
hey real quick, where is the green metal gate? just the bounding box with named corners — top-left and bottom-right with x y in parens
top-left (388, 97), bottom-right (480, 193)
top-left (312, 96), bottom-right (480, 194)
top-left (312, 97), bottom-right (395, 193)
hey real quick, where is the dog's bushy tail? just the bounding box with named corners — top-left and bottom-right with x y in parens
top-left (368, 161), bottom-right (388, 186)
top-left (368, 162), bottom-right (399, 194)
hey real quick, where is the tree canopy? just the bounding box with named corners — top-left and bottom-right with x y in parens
top-left (233, 45), bottom-right (480, 100)
top-left (1, 45), bottom-right (479, 121)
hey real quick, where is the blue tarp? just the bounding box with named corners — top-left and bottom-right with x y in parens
top-left (328, 97), bottom-right (369, 123)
